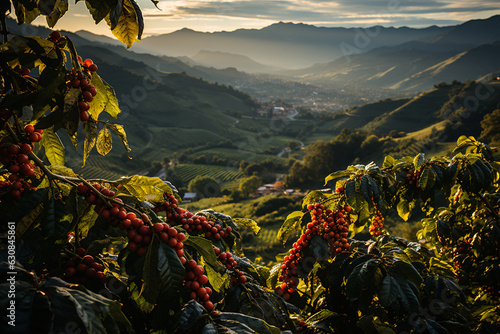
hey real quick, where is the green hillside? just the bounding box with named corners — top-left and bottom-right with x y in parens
top-left (317, 98), bottom-right (411, 134)
top-left (392, 42), bottom-right (500, 91)
top-left (362, 87), bottom-right (452, 135)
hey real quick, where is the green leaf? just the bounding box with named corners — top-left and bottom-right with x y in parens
top-left (116, 175), bottom-right (173, 201)
top-left (413, 153), bottom-right (425, 170)
top-left (206, 264), bottom-right (231, 293)
top-left (418, 166), bottom-right (435, 191)
top-left (360, 174), bottom-right (373, 202)
top-left (391, 261), bottom-right (423, 287)
top-left (47, 165), bottom-right (78, 177)
top-left (382, 155), bottom-right (396, 169)
top-left (379, 275), bottom-right (399, 308)
top-left (277, 211), bottom-right (303, 244)
top-left (453, 135), bottom-right (477, 153)
top-left (40, 127), bottom-right (65, 165)
top-left (82, 118), bottom-right (97, 167)
top-left (302, 190), bottom-right (327, 209)
top-left (266, 263), bottom-right (281, 289)
top-left (306, 309), bottom-right (338, 325)
top-left (87, 73), bottom-right (121, 119)
top-left (178, 300), bottom-right (206, 331)
top-left (44, 282), bottom-right (133, 334)
top-left (85, 0), bottom-right (112, 24)
top-left (141, 238), bottom-right (161, 303)
top-left (324, 170), bottom-right (353, 185)
top-left (233, 218), bottom-right (260, 235)
top-left (157, 242), bottom-right (186, 302)
top-left (129, 282), bottom-right (155, 313)
top-left (45, 0), bottom-right (68, 27)
top-left (345, 180), bottom-right (357, 208)
top-left (130, 0), bottom-right (144, 39)
top-left (78, 204), bottom-right (98, 239)
top-left (106, 0), bottom-right (141, 48)
top-left (62, 88), bottom-right (81, 148)
top-left (96, 125), bottom-right (113, 156)
top-left (429, 257), bottom-right (456, 277)
top-left (219, 313), bottom-right (280, 334)
top-left (397, 199), bottom-right (413, 221)
top-left (107, 123), bottom-right (131, 154)
top-left (184, 235), bottom-right (220, 268)
top-left (33, 67), bottom-right (67, 120)
top-left (346, 259), bottom-right (380, 302)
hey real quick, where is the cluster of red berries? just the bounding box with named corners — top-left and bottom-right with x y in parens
top-left (406, 165), bottom-right (422, 187)
top-left (275, 203), bottom-right (352, 299)
top-left (369, 210), bottom-right (384, 236)
top-left (63, 247), bottom-right (106, 285)
top-left (183, 260), bottom-right (214, 311)
top-left (155, 194), bottom-right (233, 240)
top-left (320, 205), bottom-right (352, 254)
top-left (76, 182), bottom-right (159, 257)
top-left (214, 247), bottom-right (247, 285)
top-left (0, 125), bottom-right (41, 200)
top-left (66, 58), bottom-right (98, 122)
top-left (153, 221), bottom-right (187, 264)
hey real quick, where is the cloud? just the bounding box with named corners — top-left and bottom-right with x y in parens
top-left (147, 0), bottom-right (500, 28)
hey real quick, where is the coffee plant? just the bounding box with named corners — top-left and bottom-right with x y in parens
top-left (1, 1), bottom-right (500, 333)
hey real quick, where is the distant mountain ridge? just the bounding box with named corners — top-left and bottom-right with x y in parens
top-left (189, 50), bottom-right (281, 73)
top-left (135, 21), bottom-right (452, 68)
top-left (285, 15), bottom-right (500, 91)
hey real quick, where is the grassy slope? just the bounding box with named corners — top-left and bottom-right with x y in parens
top-left (362, 87), bottom-right (452, 135)
top-left (318, 98), bottom-right (411, 134)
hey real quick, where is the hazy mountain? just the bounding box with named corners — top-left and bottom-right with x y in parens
top-left (287, 15), bottom-right (500, 91)
top-left (289, 44), bottom-right (457, 88)
top-left (392, 42), bottom-right (500, 91)
top-left (74, 30), bottom-right (124, 46)
top-left (190, 50), bottom-right (280, 73)
top-left (426, 15), bottom-right (500, 48)
top-left (135, 22), bottom-right (450, 68)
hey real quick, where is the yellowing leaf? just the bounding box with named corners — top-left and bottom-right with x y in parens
top-left (96, 126), bottom-right (112, 156)
top-left (40, 127), bottom-right (65, 166)
top-left (106, 0), bottom-right (141, 48)
top-left (116, 175), bottom-right (173, 202)
top-left (88, 73), bottom-right (121, 119)
top-left (46, 0), bottom-right (69, 27)
top-left (233, 218), bottom-right (260, 235)
top-left (82, 118), bottom-right (97, 167)
top-left (108, 123), bottom-right (131, 155)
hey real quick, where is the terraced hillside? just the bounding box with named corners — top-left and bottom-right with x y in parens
top-left (173, 164), bottom-right (243, 184)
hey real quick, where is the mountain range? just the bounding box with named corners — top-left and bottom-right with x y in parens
top-left (122, 15), bottom-right (500, 93)
top-left (286, 15), bottom-right (500, 92)
top-left (135, 21), bottom-right (451, 69)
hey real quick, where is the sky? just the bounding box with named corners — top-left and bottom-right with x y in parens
top-left (19, 0), bottom-right (500, 38)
